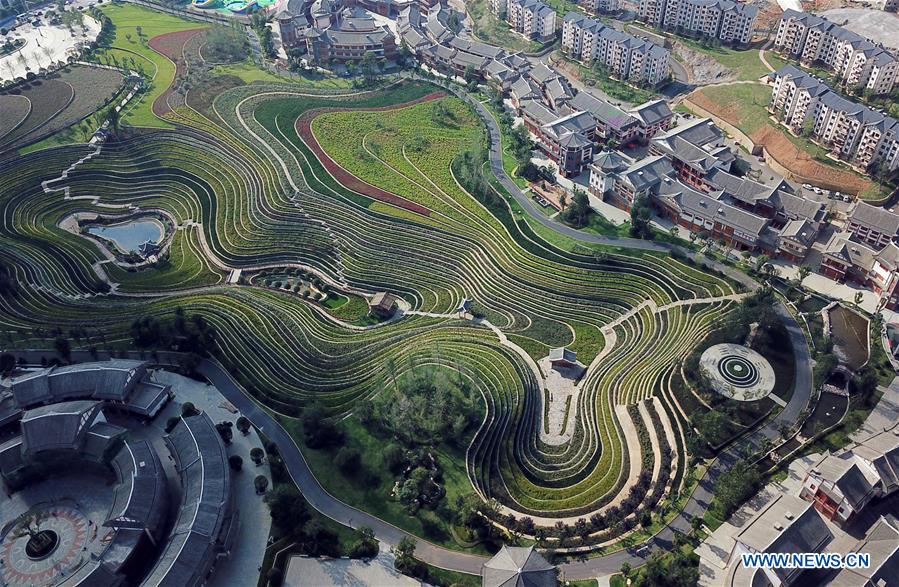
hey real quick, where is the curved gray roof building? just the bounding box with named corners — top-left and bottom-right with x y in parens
top-left (1, 360), bottom-right (170, 424)
top-left (142, 413), bottom-right (237, 587)
top-left (482, 546), bottom-right (558, 587)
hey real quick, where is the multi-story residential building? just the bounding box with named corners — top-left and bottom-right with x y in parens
top-left (502, 0), bottom-right (557, 42)
top-left (800, 453), bottom-right (879, 526)
top-left (729, 494), bottom-right (833, 587)
top-left (586, 0), bottom-right (618, 14)
top-left (569, 91), bottom-right (674, 145)
top-left (590, 123), bottom-right (823, 256)
top-left (774, 10), bottom-right (899, 95)
top-left (521, 101), bottom-right (596, 176)
top-left (821, 231), bottom-right (899, 308)
top-left (649, 117), bottom-right (734, 190)
top-left (304, 8), bottom-right (397, 64)
top-left (638, 0), bottom-right (757, 46)
top-left (768, 65), bottom-right (899, 172)
top-left (562, 13), bottom-right (670, 86)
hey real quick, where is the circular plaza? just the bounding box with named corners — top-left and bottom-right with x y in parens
top-left (699, 343), bottom-right (775, 401)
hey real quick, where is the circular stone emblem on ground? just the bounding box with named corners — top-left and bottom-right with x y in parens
top-left (699, 343), bottom-right (775, 402)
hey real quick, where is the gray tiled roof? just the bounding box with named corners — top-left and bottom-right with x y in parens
top-left (622, 155), bottom-right (674, 193)
top-left (143, 413), bottom-right (234, 587)
top-left (829, 516), bottom-right (899, 587)
top-left (823, 231), bottom-right (878, 269)
top-left (569, 92), bottom-right (637, 131)
top-left (482, 546), bottom-right (556, 587)
top-left (21, 400), bottom-right (102, 457)
top-left (850, 201), bottom-right (899, 236)
top-left (813, 453), bottom-right (876, 511)
top-left (656, 179), bottom-right (769, 235)
top-left (737, 494), bottom-right (832, 583)
top-left (528, 62), bottom-right (558, 85)
top-left (628, 99), bottom-right (673, 127)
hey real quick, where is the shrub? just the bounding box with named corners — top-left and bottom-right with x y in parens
top-left (251, 447), bottom-right (265, 465)
top-left (229, 455), bottom-right (243, 471)
top-left (255, 475), bottom-right (269, 494)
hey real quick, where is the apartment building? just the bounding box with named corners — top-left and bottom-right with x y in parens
top-left (638, 0), bottom-right (757, 45)
top-left (304, 7), bottom-right (397, 64)
top-left (774, 10), bottom-right (899, 95)
top-left (562, 13), bottom-right (671, 86)
top-left (768, 65), bottom-right (899, 173)
top-left (586, 0), bottom-right (619, 14)
top-left (497, 0), bottom-right (557, 42)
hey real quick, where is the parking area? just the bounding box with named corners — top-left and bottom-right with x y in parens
top-left (820, 8), bottom-right (899, 51)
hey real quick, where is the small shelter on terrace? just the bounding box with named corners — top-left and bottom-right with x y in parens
top-left (548, 347), bottom-right (577, 369)
top-left (482, 545), bottom-right (557, 587)
top-left (369, 292), bottom-right (399, 318)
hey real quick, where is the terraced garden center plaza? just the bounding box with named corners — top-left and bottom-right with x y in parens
top-left (699, 343), bottom-right (776, 402)
top-left (9, 0), bottom-right (898, 585)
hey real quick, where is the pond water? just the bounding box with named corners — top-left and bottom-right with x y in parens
top-left (87, 219), bottom-right (163, 253)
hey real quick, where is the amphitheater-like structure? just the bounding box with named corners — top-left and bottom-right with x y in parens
top-left (0, 361), bottom-right (236, 586)
top-left (0, 60), bottom-right (748, 545)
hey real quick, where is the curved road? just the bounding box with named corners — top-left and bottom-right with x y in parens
top-left (6, 81), bottom-right (814, 581)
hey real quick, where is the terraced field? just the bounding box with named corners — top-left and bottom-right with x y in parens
top-left (0, 65), bottom-right (123, 153)
top-left (0, 64), bottom-right (745, 545)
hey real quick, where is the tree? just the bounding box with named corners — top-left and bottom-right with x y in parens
top-left (54, 336), bottom-right (71, 360)
top-left (350, 525), bottom-right (379, 558)
top-left (216, 421), bottom-right (234, 445)
top-left (562, 188), bottom-right (591, 228)
top-left (620, 562), bottom-right (632, 579)
top-left (236, 416), bottom-right (251, 435)
top-left (335, 446), bottom-right (361, 476)
top-left (107, 106), bottom-right (120, 135)
top-left (255, 475), bottom-right (270, 494)
top-left (360, 51), bottom-right (379, 86)
top-left (796, 264), bottom-right (811, 287)
top-left (854, 291), bottom-right (864, 306)
top-left (712, 461), bottom-right (760, 519)
top-left (250, 447), bottom-right (265, 465)
top-left (10, 511), bottom-right (50, 541)
top-left (0, 353), bottom-right (15, 376)
top-left (629, 194), bottom-right (653, 239)
top-left (181, 402), bottom-right (199, 417)
top-left (267, 568), bottom-right (284, 586)
top-left (265, 485), bottom-right (310, 538)
top-left (229, 454), bottom-right (243, 472)
top-left (392, 536), bottom-right (417, 572)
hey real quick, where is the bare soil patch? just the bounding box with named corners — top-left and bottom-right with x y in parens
top-left (148, 28), bottom-right (205, 118)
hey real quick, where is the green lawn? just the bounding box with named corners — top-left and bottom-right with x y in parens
top-left (211, 59), bottom-right (354, 88)
top-left (467, 0), bottom-right (543, 53)
top-left (96, 3), bottom-right (207, 128)
top-left (692, 83), bottom-right (772, 134)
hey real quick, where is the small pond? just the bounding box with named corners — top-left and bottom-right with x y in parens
top-left (828, 305), bottom-right (869, 371)
top-left (87, 219), bottom-right (163, 253)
